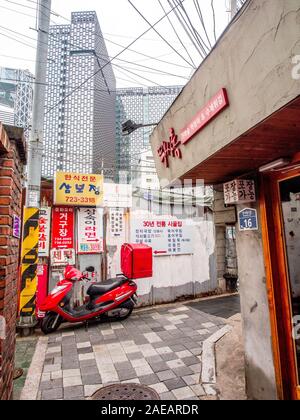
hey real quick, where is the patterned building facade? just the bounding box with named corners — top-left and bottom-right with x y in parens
top-left (116, 86), bottom-right (183, 181)
top-left (0, 67), bottom-right (33, 139)
top-left (43, 11), bottom-right (116, 179)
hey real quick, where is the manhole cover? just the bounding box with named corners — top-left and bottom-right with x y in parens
top-left (91, 383), bottom-right (160, 400)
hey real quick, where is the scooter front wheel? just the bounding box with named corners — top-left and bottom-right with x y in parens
top-left (41, 312), bottom-right (62, 335)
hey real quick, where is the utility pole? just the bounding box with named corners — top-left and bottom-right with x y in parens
top-left (230, 0), bottom-right (238, 19)
top-left (18, 0), bottom-right (52, 335)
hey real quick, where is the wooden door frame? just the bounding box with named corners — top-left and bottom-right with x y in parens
top-left (260, 167), bottom-right (300, 400)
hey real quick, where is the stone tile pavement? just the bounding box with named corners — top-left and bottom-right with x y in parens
top-left (22, 302), bottom-right (229, 400)
top-left (13, 337), bottom-right (38, 400)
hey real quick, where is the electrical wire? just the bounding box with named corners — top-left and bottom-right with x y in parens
top-left (156, 0), bottom-right (197, 69)
top-left (45, 0), bottom-right (190, 116)
top-left (127, 0), bottom-right (195, 68)
top-left (173, 0), bottom-right (210, 54)
top-left (167, 0), bottom-right (206, 58)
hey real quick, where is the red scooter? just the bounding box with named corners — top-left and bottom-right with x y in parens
top-left (39, 265), bottom-right (137, 335)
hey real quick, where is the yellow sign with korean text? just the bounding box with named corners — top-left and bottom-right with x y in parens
top-left (54, 172), bottom-right (104, 207)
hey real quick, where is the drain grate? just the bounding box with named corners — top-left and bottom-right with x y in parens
top-left (91, 383), bottom-right (160, 400)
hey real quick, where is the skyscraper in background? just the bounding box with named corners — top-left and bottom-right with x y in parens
top-left (116, 86), bottom-right (183, 181)
top-left (0, 67), bottom-right (33, 137)
top-left (43, 11), bottom-right (116, 179)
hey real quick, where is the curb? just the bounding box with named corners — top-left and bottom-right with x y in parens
top-left (201, 325), bottom-right (232, 393)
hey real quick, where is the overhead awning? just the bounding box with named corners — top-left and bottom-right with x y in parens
top-left (183, 96), bottom-right (300, 184)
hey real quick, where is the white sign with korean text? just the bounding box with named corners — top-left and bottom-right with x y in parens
top-left (38, 207), bottom-right (51, 257)
top-left (224, 179), bottom-right (256, 205)
top-left (51, 248), bottom-right (76, 266)
top-left (131, 218), bottom-right (194, 256)
top-left (103, 184), bottom-right (132, 208)
top-left (77, 208), bottom-right (104, 254)
top-left (110, 208), bottom-right (124, 237)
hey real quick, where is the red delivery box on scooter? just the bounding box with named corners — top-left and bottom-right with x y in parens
top-left (121, 243), bottom-right (152, 279)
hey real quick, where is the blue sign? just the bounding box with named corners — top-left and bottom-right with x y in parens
top-left (238, 208), bottom-right (258, 231)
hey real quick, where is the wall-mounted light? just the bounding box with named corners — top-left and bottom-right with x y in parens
top-left (259, 158), bottom-right (290, 173)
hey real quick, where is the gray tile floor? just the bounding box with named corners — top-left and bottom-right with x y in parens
top-left (37, 303), bottom-right (227, 400)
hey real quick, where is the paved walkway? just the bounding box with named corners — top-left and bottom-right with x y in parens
top-left (13, 337), bottom-right (38, 400)
top-left (21, 298), bottom-right (235, 400)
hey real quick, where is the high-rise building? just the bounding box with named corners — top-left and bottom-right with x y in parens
top-left (0, 67), bottom-right (33, 137)
top-left (43, 11), bottom-right (116, 179)
top-left (116, 86), bottom-right (183, 181)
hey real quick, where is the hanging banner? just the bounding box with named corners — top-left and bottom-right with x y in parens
top-left (110, 208), bottom-right (124, 237)
top-left (51, 207), bottom-right (74, 249)
top-left (38, 207), bottom-right (51, 257)
top-left (54, 172), bottom-right (104, 207)
top-left (77, 208), bottom-right (104, 254)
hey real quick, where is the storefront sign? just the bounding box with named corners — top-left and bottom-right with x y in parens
top-left (224, 179), bottom-right (256, 205)
top-left (51, 248), bottom-right (76, 266)
top-left (51, 207), bottom-right (74, 249)
top-left (110, 209), bottom-right (124, 237)
top-left (238, 208), bottom-right (258, 231)
top-left (36, 264), bottom-right (48, 319)
top-left (157, 128), bottom-right (182, 168)
top-left (180, 88), bottom-right (229, 145)
top-left (103, 183), bottom-right (132, 208)
top-left (38, 207), bottom-right (51, 257)
top-left (54, 172), bottom-right (104, 207)
top-left (77, 208), bottom-right (104, 254)
top-left (12, 214), bottom-right (21, 238)
top-left (131, 218), bottom-right (194, 256)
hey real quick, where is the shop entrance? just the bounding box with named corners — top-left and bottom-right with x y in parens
top-left (262, 168), bottom-right (300, 400)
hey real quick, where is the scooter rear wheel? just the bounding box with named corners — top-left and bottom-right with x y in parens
top-left (105, 300), bottom-right (134, 322)
top-left (41, 312), bottom-right (62, 335)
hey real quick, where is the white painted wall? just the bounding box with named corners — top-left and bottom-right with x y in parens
top-left (105, 203), bottom-right (217, 307)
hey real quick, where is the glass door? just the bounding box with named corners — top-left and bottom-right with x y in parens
top-left (279, 175), bottom-right (300, 398)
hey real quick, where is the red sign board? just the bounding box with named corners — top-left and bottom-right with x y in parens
top-left (180, 88), bottom-right (229, 145)
top-left (51, 207), bottom-right (74, 249)
top-left (157, 128), bottom-right (182, 168)
top-left (36, 264), bottom-right (48, 319)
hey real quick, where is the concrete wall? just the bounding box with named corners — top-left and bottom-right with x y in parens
top-left (235, 201), bottom-right (277, 400)
top-left (150, 0), bottom-right (300, 186)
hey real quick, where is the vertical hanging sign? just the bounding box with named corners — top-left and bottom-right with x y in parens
top-left (51, 207), bottom-right (75, 249)
top-left (38, 207), bottom-right (51, 257)
top-left (77, 208), bottom-right (104, 254)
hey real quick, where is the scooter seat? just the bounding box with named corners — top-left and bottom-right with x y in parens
top-left (87, 276), bottom-right (127, 297)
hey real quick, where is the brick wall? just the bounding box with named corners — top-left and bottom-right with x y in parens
top-left (0, 124), bottom-right (26, 400)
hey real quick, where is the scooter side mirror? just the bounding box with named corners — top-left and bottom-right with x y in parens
top-left (85, 266), bottom-right (95, 273)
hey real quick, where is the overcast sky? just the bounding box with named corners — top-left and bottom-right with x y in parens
top-left (0, 0), bottom-right (231, 87)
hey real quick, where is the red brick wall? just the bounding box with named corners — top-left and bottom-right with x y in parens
top-left (0, 125), bottom-right (25, 400)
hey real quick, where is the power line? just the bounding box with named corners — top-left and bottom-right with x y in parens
top-left (0, 30), bottom-right (36, 49)
top-left (157, 0), bottom-right (197, 68)
top-left (167, 0), bottom-right (206, 58)
top-left (127, 0), bottom-right (195, 68)
top-left (45, 0), bottom-right (190, 115)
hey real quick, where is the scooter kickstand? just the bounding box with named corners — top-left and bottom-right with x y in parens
top-left (85, 321), bottom-right (89, 332)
